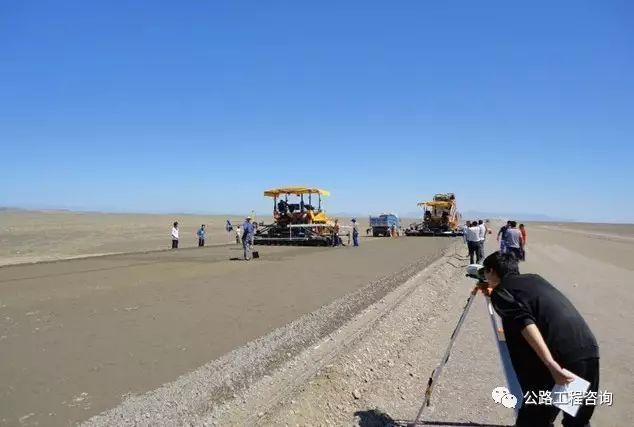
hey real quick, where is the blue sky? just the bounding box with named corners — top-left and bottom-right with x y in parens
top-left (1, 1), bottom-right (633, 222)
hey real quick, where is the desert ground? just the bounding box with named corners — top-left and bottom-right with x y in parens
top-left (0, 213), bottom-right (632, 426)
top-left (0, 210), bottom-right (416, 266)
top-left (0, 221), bottom-right (447, 426)
top-left (0, 210), bottom-right (255, 266)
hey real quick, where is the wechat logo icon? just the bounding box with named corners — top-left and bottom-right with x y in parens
top-left (492, 386), bottom-right (518, 409)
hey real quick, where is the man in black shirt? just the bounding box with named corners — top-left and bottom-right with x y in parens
top-left (481, 252), bottom-right (600, 427)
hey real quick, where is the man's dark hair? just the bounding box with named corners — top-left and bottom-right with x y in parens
top-left (507, 220), bottom-right (512, 225)
top-left (173, 221), bottom-right (178, 227)
top-left (519, 223), bottom-right (524, 227)
top-left (478, 219), bottom-right (483, 225)
top-left (510, 220), bottom-right (517, 227)
top-left (483, 251), bottom-right (520, 279)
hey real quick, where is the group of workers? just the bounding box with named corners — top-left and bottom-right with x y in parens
top-left (169, 218), bottom-right (258, 260)
top-left (171, 216), bottom-right (360, 257)
top-left (463, 219), bottom-right (489, 264)
top-left (332, 218), bottom-right (360, 247)
top-left (497, 220), bottom-right (527, 260)
top-left (170, 221), bottom-right (213, 249)
top-left (463, 219), bottom-right (528, 265)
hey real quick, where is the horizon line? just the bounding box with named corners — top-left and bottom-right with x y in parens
top-left (2, 206), bottom-right (633, 225)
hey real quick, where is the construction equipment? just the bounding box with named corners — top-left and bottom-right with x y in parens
top-left (405, 193), bottom-right (463, 237)
top-left (369, 213), bottom-right (400, 237)
top-left (253, 187), bottom-right (336, 246)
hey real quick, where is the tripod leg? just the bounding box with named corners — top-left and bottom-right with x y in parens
top-left (485, 296), bottom-right (523, 416)
top-left (411, 289), bottom-right (479, 425)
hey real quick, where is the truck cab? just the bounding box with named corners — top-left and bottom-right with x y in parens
top-left (369, 213), bottom-right (400, 237)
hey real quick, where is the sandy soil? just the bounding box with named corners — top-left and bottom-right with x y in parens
top-left (0, 211), bottom-right (253, 266)
top-left (0, 236), bottom-right (451, 426)
top-left (0, 210), bottom-right (416, 266)
top-left (529, 221), bottom-right (634, 238)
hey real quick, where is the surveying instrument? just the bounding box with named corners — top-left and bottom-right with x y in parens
top-left (409, 264), bottom-right (523, 426)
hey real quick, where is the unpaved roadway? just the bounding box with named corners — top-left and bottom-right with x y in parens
top-left (0, 237), bottom-right (451, 426)
top-left (251, 224), bottom-right (632, 427)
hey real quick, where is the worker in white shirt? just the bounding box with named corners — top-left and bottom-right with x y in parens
top-left (478, 219), bottom-right (487, 261)
top-left (235, 225), bottom-right (242, 244)
top-left (464, 221), bottom-right (482, 264)
top-left (171, 221), bottom-right (179, 249)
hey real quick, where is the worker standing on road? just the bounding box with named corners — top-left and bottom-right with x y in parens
top-left (478, 219), bottom-right (487, 260)
top-left (171, 221), bottom-right (179, 249)
top-left (251, 221), bottom-right (257, 246)
top-left (465, 221), bottom-right (482, 264)
top-left (497, 220), bottom-right (512, 253)
top-left (351, 218), bottom-right (360, 247)
top-left (504, 221), bottom-right (524, 260)
top-left (332, 219), bottom-right (340, 247)
top-left (519, 223), bottom-right (527, 260)
top-left (242, 216), bottom-right (254, 260)
top-left (197, 224), bottom-right (206, 247)
top-left (235, 225), bottom-right (241, 244)
top-left (482, 252), bottom-right (599, 427)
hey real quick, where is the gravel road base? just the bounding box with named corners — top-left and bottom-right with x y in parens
top-left (254, 244), bottom-right (516, 427)
top-left (83, 243), bottom-right (459, 426)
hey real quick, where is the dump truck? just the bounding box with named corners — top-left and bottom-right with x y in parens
top-left (405, 193), bottom-right (463, 236)
top-left (369, 213), bottom-right (400, 237)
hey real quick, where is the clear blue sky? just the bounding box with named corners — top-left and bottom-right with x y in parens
top-left (2, 1), bottom-right (632, 222)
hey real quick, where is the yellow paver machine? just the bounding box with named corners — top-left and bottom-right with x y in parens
top-left (405, 193), bottom-right (464, 237)
top-left (253, 187), bottom-right (337, 246)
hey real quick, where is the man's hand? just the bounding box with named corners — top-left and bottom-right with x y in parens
top-left (520, 324), bottom-right (576, 385)
top-left (546, 360), bottom-right (575, 385)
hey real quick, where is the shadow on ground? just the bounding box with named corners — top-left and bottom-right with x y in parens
top-left (354, 409), bottom-right (511, 427)
top-left (354, 409), bottom-right (397, 427)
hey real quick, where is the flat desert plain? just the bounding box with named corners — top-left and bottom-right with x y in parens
top-left (0, 210), bottom-right (417, 266)
top-left (0, 210), bottom-right (252, 266)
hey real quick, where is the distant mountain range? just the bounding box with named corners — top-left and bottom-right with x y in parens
top-left (460, 210), bottom-right (573, 222)
top-left (0, 206), bottom-right (573, 222)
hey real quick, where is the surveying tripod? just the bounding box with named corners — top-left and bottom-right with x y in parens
top-left (409, 281), bottom-right (523, 426)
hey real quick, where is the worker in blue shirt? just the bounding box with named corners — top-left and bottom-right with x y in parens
top-left (242, 216), bottom-right (255, 260)
top-left (197, 224), bottom-right (206, 247)
top-left (351, 218), bottom-right (360, 247)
